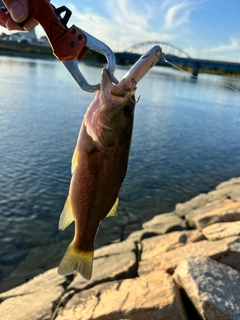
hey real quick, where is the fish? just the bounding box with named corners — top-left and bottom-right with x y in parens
top-left (58, 46), bottom-right (162, 280)
top-left (57, 68), bottom-right (137, 280)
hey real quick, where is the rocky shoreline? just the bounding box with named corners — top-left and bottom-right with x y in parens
top-left (1, 177), bottom-right (240, 319)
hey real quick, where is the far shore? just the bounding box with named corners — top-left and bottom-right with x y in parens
top-left (0, 44), bottom-right (240, 77)
top-left (0, 49), bottom-right (54, 60)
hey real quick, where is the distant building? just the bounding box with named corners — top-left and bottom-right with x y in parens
top-left (0, 27), bottom-right (50, 46)
top-left (37, 36), bottom-right (50, 47)
top-left (0, 1), bottom-right (49, 47)
top-left (10, 29), bottom-right (37, 43)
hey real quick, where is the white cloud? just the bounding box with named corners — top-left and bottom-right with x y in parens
top-left (163, 0), bottom-right (207, 30)
top-left (106, 0), bottom-right (148, 27)
top-left (165, 2), bottom-right (191, 29)
top-left (67, 2), bottom-right (173, 52)
top-left (207, 37), bottom-right (239, 53)
top-left (1, 0), bottom-right (238, 63)
top-left (185, 37), bottom-right (240, 61)
top-left (186, 37), bottom-right (240, 55)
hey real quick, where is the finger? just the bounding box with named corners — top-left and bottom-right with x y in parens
top-left (0, 9), bottom-right (23, 30)
top-left (0, 9), bottom-right (8, 27)
top-left (5, 16), bottom-right (30, 30)
top-left (2, 0), bottom-right (29, 22)
top-left (22, 17), bottom-right (38, 31)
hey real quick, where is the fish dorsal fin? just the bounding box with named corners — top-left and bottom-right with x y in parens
top-left (71, 147), bottom-right (78, 174)
top-left (59, 197), bottom-right (74, 230)
top-left (106, 198), bottom-right (119, 217)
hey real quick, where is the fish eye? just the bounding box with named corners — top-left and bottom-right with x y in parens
top-left (123, 105), bottom-right (133, 116)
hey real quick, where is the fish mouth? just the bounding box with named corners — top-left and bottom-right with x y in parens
top-left (101, 69), bottom-right (128, 99)
top-left (100, 68), bottom-right (115, 90)
top-left (101, 69), bottom-right (137, 104)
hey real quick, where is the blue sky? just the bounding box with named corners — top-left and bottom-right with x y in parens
top-left (3, 0), bottom-right (240, 62)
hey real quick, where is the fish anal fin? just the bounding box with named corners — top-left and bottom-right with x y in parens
top-left (58, 243), bottom-right (93, 280)
top-left (106, 198), bottom-right (119, 217)
top-left (71, 147), bottom-right (79, 174)
top-left (59, 197), bottom-right (74, 231)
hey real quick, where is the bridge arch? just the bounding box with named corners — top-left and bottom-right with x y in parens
top-left (125, 41), bottom-right (191, 59)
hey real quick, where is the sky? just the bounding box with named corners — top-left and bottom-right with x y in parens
top-left (1, 0), bottom-right (240, 62)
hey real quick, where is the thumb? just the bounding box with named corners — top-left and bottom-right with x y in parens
top-left (3, 0), bottom-right (29, 22)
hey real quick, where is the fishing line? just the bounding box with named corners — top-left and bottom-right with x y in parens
top-left (161, 53), bottom-right (240, 95)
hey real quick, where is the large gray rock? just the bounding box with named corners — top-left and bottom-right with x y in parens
top-left (185, 199), bottom-right (240, 230)
top-left (173, 257), bottom-right (240, 320)
top-left (218, 238), bottom-right (240, 273)
top-left (56, 271), bottom-right (187, 320)
top-left (202, 221), bottom-right (240, 240)
top-left (0, 268), bottom-right (65, 320)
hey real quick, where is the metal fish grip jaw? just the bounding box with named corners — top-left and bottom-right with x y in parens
top-left (62, 29), bottom-right (118, 92)
top-left (1, 0), bottom-right (117, 92)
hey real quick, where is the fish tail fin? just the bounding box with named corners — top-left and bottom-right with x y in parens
top-left (58, 242), bottom-right (93, 280)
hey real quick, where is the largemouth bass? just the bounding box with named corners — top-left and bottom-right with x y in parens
top-left (58, 46), bottom-right (162, 280)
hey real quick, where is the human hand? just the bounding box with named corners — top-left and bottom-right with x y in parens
top-left (0, 0), bottom-right (37, 31)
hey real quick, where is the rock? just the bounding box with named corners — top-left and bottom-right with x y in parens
top-left (2, 177), bottom-right (240, 320)
top-left (94, 238), bottom-right (136, 258)
top-left (175, 193), bottom-right (210, 218)
top-left (173, 257), bottom-right (240, 320)
top-left (207, 182), bottom-right (240, 203)
top-left (140, 230), bottom-right (205, 258)
top-left (218, 238), bottom-right (240, 273)
top-left (142, 212), bottom-right (187, 233)
top-left (216, 177), bottom-right (240, 190)
top-left (215, 177), bottom-right (240, 201)
top-left (68, 251), bottom-right (138, 291)
top-left (127, 228), bottom-right (159, 242)
top-left (175, 177), bottom-right (240, 219)
top-left (128, 213), bottom-right (188, 243)
top-left (202, 221), bottom-right (240, 240)
top-left (67, 238), bottom-right (138, 291)
top-left (185, 199), bottom-right (240, 230)
top-left (139, 236), bottom-right (240, 275)
top-left (0, 268), bottom-right (65, 320)
top-left (56, 271), bottom-right (187, 320)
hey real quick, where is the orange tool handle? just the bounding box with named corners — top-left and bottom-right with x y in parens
top-left (26, 0), bottom-right (88, 61)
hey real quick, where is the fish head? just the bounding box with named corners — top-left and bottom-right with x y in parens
top-left (96, 68), bottom-right (137, 148)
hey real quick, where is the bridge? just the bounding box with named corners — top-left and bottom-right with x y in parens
top-left (115, 41), bottom-right (240, 77)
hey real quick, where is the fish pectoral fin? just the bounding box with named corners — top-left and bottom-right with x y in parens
top-left (106, 198), bottom-right (119, 217)
top-left (71, 147), bottom-right (79, 174)
top-left (59, 197), bottom-right (74, 230)
top-left (58, 243), bottom-right (93, 280)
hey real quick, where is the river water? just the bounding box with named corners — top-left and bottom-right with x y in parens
top-left (0, 56), bottom-right (239, 291)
